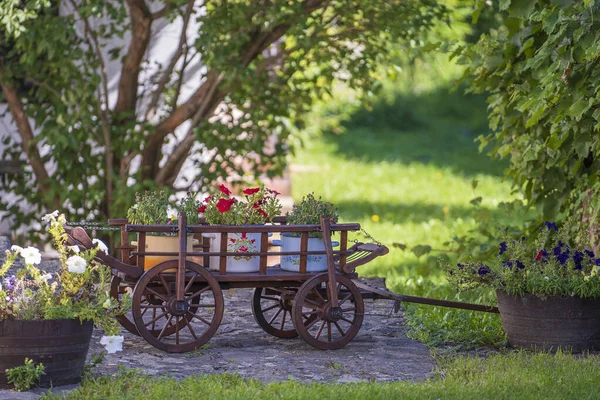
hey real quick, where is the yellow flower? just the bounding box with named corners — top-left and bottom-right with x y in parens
top-left (371, 214), bottom-right (380, 223)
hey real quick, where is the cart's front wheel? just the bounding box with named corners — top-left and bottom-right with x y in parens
top-left (132, 261), bottom-right (223, 353)
top-left (292, 273), bottom-right (364, 350)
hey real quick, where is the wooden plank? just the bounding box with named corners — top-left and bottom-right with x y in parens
top-left (219, 232), bottom-right (227, 274)
top-left (186, 223), bottom-right (361, 234)
top-left (299, 232), bottom-right (308, 274)
top-left (339, 231), bottom-right (348, 270)
top-left (320, 216), bottom-right (339, 307)
top-left (137, 233), bottom-right (146, 271)
top-left (259, 232), bottom-right (268, 274)
top-left (176, 214), bottom-right (187, 301)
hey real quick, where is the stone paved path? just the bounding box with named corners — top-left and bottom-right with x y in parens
top-left (0, 278), bottom-right (437, 399)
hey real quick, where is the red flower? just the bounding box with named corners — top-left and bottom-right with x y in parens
top-left (219, 184), bottom-right (232, 196)
top-left (198, 205), bottom-right (207, 213)
top-left (536, 251), bottom-right (543, 261)
top-left (253, 199), bottom-right (264, 208)
top-left (238, 246), bottom-right (249, 252)
top-left (216, 198), bottom-right (235, 212)
top-left (203, 196), bottom-right (212, 203)
top-left (243, 187), bottom-right (260, 195)
top-left (257, 209), bottom-right (268, 218)
top-left (241, 232), bottom-right (247, 239)
top-left (230, 238), bottom-right (236, 243)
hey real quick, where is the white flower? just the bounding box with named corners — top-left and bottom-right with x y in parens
top-left (124, 287), bottom-right (133, 296)
top-left (67, 245), bottom-right (80, 254)
top-left (167, 207), bottom-right (178, 221)
top-left (102, 298), bottom-right (112, 309)
top-left (10, 245), bottom-right (23, 253)
top-left (40, 273), bottom-right (52, 283)
top-left (544, 276), bottom-right (550, 280)
top-left (57, 214), bottom-right (67, 224)
top-left (21, 246), bottom-right (41, 265)
top-left (92, 238), bottom-right (109, 254)
top-left (100, 335), bottom-right (124, 354)
top-left (41, 210), bottom-right (59, 223)
top-left (66, 255), bottom-right (87, 274)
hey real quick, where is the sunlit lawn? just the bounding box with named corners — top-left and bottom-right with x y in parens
top-left (290, 115), bottom-right (523, 347)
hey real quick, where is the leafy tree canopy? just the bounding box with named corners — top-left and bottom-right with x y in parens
top-left (0, 0), bottom-right (445, 236)
top-left (460, 0), bottom-right (600, 242)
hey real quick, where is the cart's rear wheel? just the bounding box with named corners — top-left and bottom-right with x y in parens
top-left (292, 273), bottom-right (364, 350)
top-left (132, 260), bottom-right (223, 353)
top-left (252, 287), bottom-right (301, 338)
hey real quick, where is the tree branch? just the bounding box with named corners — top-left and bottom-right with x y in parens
top-left (114, 0), bottom-right (152, 118)
top-left (67, 0), bottom-right (115, 215)
top-left (0, 78), bottom-right (51, 199)
top-left (145, 0), bottom-right (195, 121)
top-left (154, 72), bottom-right (224, 186)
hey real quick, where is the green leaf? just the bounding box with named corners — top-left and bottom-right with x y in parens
top-left (411, 245), bottom-right (432, 258)
top-left (471, 179), bottom-right (479, 190)
top-left (508, 0), bottom-right (537, 18)
top-left (470, 196), bottom-right (483, 206)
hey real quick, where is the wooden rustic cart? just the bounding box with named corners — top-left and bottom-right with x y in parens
top-left (67, 215), bottom-right (498, 354)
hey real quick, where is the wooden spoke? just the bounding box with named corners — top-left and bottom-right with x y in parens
top-left (185, 310), bottom-right (213, 326)
top-left (184, 273), bottom-right (197, 293)
top-left (188, 285), bottom-right (211, 300)
top-left (157, 315), bottom-right (174, 340)
top-left (333, 321), bottom-right (346, 336)
top-left (145, 286), bottom-right (168, 303)
top-left (159, 275), bottom-right (171, 297)
top-left (144, 311), bottom-right (168, 327)
top-left (267, 308), bottom-right (283, 325)
top-left (251, 287), bottom-right (305, 339)
top-left (292, 273), bottom-right (364, 350)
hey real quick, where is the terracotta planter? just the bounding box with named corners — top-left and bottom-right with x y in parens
top-left (0, 319), bottom-right (93, 388)
top-left (496, 290), bottom-right (600, 352)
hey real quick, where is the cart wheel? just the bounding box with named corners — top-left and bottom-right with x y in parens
top-left (110, 276), bottom-right (139, 336)
top-left (132, 260), bottom-right (224, 353)
top-left (252, 287), bottom-right (302, 338)
top-left (292, 273), bottom-right (364, 350)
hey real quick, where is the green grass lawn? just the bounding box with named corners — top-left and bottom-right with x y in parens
top-left (291, 108), bottom-right (525, 347)
top-left (43, 352), bottom-right (600, 400)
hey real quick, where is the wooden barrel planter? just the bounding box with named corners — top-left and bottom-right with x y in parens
top-left (0, 319), bottom-right (93, 389)
top-left (496, 290), bottom-right (600, 352)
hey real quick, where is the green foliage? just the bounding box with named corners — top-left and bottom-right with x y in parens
top-left (201, 185), bottom-right (282, 225)
top-left (0, 212), bottom-right (130, 335)
top-left (0, 0), bottom-right (447, 239)
top-left (5, 358), bottom-right (45, 392)
top-left (81, 352), bottom-right (105, 383)
top-left (443, 222), bottom-right (600, 299)
top-left (285, 193), bottom-right (338, 237)
top-left (459, 0), bottom-right (600, 230)
top-left (126, 191), bottom-right (201, 226)
top-left (41, 353), bottom-right (600, 400)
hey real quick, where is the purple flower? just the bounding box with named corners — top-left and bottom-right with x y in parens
top-left (557, 248), bottom-right (570, 265)
top-left (457, 263), bottom-right (464, 269)
top-left (545, 222), bottom-right (558, 232)
top-left (503, 260), bottom-right (513, 269)
top-left (499, 242), bottom-right (507, 255)
top-left (596, 258), bottom-right (600, 266)
top-left (585, 249), bottom-right (595, 258)
top-left (573, 251), bottom-right (584, 270)
top-left (3, 276), bottom-right (16, 291)
top-left (515, 260), bottom-right (526, 270)
top-left (478, 265), bottom-right (491, 275)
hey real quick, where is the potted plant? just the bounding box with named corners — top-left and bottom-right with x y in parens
top-left (273, 193), bottom-right (339, 272)
top-left (443, 222), bottom-right (600, 352)
top-left (200, 184), bottom-right (282, 273)
top-left (126, 191), bottom-right (201, 270)
top-left (0, 211), bottom-right (130, 390)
